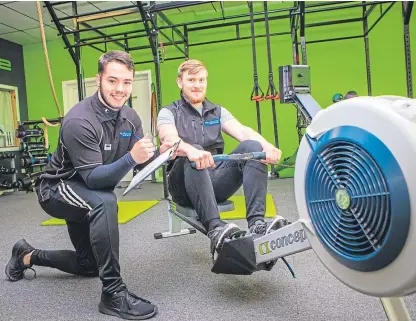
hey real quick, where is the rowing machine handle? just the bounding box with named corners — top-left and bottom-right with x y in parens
top-left (190, 152), bottom-right (266, 169)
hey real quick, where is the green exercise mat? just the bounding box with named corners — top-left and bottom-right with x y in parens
top-left (220, 194), bottom-right (276, 220)
top-left (41, 200), bottom-right (159, 226)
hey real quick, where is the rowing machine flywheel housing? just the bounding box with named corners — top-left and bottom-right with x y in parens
top-left (295, 96), bottom-right (416, 297)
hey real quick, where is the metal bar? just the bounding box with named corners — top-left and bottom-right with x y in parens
top-left (80, 22), bottom-right (125, 50)
top-left (299, 1), bottom-right (307, 64)
top-left (158, 11), bottom-right (186, 42)
top-left (57, 1), bottom-right (203, 22)
top-left (73, 2), bottom-right (83, 102)
top-left (133, 56), bottom-right (184, 65)
top-left (70, 8), bottom-right (291, 40)
top-left (159, 29), bottom-right (186, 56)
top-left (188, 13), bottom-right (290, 32)
top-left (220, 1), bottom-right (225, 20)
top-left (58, 4), bottom-right (137, 21)
top-left (44, 1), bottom-right (76, 64)
top-left (380, 297), bottom-right (412, 321)
top-left (22, 118), bottom-right (62, 125)
top-left (293, 1), bottom-right (395, 15)
top-left (81, 42), bottom-right (105, 53)
top-left (184, 25), bottom-right (189, 58)
top-left (290, 9), bottom-right (299, 64)
top-left (306, 17), bottom-right (362, 28)
top-left (79, 29), bottom-right (146, 43)
top-left (189, 31), bottom-right (291, 47)
top-left (249, 1), bottom-right (261, 135)
top-left (403, 1), bottom-right (414, 25)
top-left (148, 1), bottom-right (203, 13)
top-left (236, 24), bottom-right (240, 39)
top-left (299, 35), bottom-right (363, 45)
top-left (169, 7), bottom-right (295, 30)
top-left (363, 2), bottom-right (372, 96)
top-left (365, 2), bottom-right (396, 35)
top-left (76, 8), bottom-right (138, 23)
top-left (264, 1), bottom-right (279, 154)
top-left (62, 18), bottom-right (143, 35)
top-left (47, 1), bottom-right (73, 7)
top-left (63, 6), bottom-right (294, 36)
top-left (136, 2), bottom-right (157, 59)
top-left (305, 1), bottom-right (354, 8)
top-left (146, 7), bottom-right (168, 198)
top-left (123, 40), bottom-right (185, 52)
top-left (364, 3), bottom-right (377, 18)
top-left (403, 3), bottom-right (413, 98)
top-left (67, 33), bottom-right (166, 49)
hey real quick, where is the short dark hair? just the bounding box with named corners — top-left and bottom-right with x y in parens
top-left (98, 50), bottom-right (135, 74)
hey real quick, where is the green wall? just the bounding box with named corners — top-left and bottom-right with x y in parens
top-left (23, 2), bottom-right (416, 163)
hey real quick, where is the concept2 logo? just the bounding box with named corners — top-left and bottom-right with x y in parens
top-left (0, 58), bottom-right (11, 72)
top-left (258, 229), bottom-right (307, 255)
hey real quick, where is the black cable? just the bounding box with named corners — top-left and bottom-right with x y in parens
top-left (248, 2), bottom-right (263, 134)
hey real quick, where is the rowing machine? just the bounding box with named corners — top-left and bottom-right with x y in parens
top-left (124, 64), bottom-right (416, 320)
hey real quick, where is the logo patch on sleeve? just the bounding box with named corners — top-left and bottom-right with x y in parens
top-left (204, 118), bottom-right (220, 126)
top-left (120, 131), bottom-right (132, 138)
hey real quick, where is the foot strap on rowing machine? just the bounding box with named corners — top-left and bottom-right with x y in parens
top-left (211, 231), bottom-right (277, 275)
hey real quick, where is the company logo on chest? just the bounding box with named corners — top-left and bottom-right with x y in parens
top-left (204, 118), bottom-right (220, 126)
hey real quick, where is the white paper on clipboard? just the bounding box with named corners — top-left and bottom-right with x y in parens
top-left (123, 144), bottom-right (177, 196)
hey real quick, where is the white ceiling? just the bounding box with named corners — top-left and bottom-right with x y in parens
top-left (0, 1), bottom-right (286, 47)
top-left (0, 1), bottom-right (147, 46)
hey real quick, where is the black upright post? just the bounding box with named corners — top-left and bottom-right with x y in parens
top-left (296, 2), bottom-right (307, 143)
top-left (290, 8), bottom-right (299, 64)
top-left (299, 1), bottom-right (307, 65)
top-left (137, 1), bottom-right (168, 197)
top-left (184, 25), bottom-right (189, 60)
top-left (264, 1), bottom-right (281, 178)
top-left (72, 1), bottom-right (84, 102)
top-left (402, 2), bottom-right (413, 98)
top-left (263, 1), bottom-right (280, 178)
top-left (363, 2), bottom-right (372, 96)
top-left (249, 2), bottom-right (262, 134)
top-left (125, 35), bottom-right (134, 108)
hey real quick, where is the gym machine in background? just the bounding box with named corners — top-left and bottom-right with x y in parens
top-left (15, 118), bottom-right (60, 192)
top-left (0, 152), bottom-right (18, 195)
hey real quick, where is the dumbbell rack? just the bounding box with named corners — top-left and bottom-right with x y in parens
top-left (16, 123), bottom-right (51, 192)
top-left (0, 152), bottom-right (17, 196)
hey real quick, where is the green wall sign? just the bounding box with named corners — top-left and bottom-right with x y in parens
top-left (0, 58), bottom-right (12, 72)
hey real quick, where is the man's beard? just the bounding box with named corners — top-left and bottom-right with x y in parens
top-left (99, 82), bottom-right (128, 110)
top-left (189, 91), bottom-right (205, 104)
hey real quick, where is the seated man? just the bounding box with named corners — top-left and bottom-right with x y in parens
top-left (5, 51), bottom-right (173, 320)
top-left (157, 59), bottom-right (288, 259)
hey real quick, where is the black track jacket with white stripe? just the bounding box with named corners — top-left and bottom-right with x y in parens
top-left (41, 92), bottom-right (151, 185)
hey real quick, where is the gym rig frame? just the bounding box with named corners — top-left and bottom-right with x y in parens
top-left (43, 1), bottom-right (413, 197)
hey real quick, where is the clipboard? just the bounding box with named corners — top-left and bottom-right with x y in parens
top-left (123, 141), bottom-right (180, 196)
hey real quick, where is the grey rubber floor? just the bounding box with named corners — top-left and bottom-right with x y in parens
top-left (1, 179), bottom-right (415, 321)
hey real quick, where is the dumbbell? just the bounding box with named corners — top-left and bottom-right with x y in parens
top-left (18, 172), bottom-right (42, 191)
top-left (16, 127), bottom-right (44, 138)
top-left (0, 167), bottom-right (16, 174)
top-left (0, 181), bottom-right (19, 189)
top-left (20, 142), bottom-right (48, 152)
top-left (0, 153), bottom-right (15, 159)
top-left (21, 154), bottom-right (51, 167)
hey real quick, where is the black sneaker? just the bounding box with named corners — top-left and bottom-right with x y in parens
top-left (207, 223), bottom-right (241, 260)
top-left (249, 216), bottom-right (290, 235)
top-left (5, 239), bottom-right (36, 282)
top-left (99, 288), bottom-right (158, 320)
